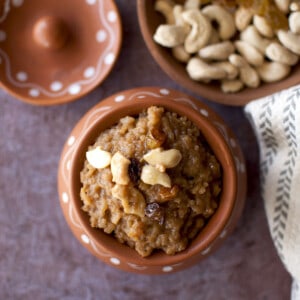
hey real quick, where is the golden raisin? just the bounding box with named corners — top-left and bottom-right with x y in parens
top-left (263, 2), bottom-right (288, 30)
top-left (146, 127), bottom-right (166, 149)
top-left (157, 185), bottom-right (179, 202)
top-left (238, 0), bottom-right (288, 30)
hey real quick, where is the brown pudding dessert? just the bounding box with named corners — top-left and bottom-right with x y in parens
top-left (80, 106), bottom-right (222, 257)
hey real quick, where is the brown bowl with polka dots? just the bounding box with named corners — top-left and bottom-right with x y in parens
top-left (57, 86), bottom-right (247, 274)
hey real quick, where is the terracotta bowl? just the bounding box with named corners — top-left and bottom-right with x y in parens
top-left (0, 0), bottom-right (122, 105)
top-left (137, 0), bottom-right (300, 106)
top-left (57, 86), bottom-right (247, 274)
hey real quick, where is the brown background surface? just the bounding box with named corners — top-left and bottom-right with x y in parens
top-left (0, 1), bottom-right (291, 299)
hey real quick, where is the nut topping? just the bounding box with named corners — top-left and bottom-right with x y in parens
top-left (143, 148), bottom-right (182, 172)
top-left (111, 152), bottom-right (131, 185)
top-left (86, 146), bottom-right (112, 169)
top-left (141, 165), bottom-right (171, 188)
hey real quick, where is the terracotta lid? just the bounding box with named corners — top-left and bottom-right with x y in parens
top-left (0, 0), bottom-right (122, 105)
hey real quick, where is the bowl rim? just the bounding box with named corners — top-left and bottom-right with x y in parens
top-left (136, 0), bottom-right (300, 106)
top-left (67, 92), bottom-right (238, 266)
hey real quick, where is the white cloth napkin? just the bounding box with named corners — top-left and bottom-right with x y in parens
top-left (245, 85), bottom-right (300, 300)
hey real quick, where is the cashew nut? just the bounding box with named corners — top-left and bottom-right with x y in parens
top-left (290, 2), bottom-right (300, 11)
top-left (289, 12), bottom-right (300, 34)
top-left (153, 24), bottom-right (187, 48)
top-left (143, 148), bottom-right (182, 172)
top-left (86, 147), bottom-right (112, 169)
top-left (182, 9), bottom-right (212, 53)
top-left (240, 25), bottom-right (272, 54)
top-left (112, 185), bottom-right (145, 218)
top-left (277, 29), bottom-right (300, 55)
top-left (111, 152), bottom-right (130, 185)
top-left (184, 0), bottom-right (200, 9)
top-left (234, 40), bottom-right (264, 66)
top-left (235, 6), bottom-right (254, 31)
top-left (265, 42), bottom-right (299, 65)
top-left (253, 15), bottom-right (274, 38)
top-left (211, 61), bottom-right (238, 79)
top-left (240, 65), bottom-right (260, 88)
top-left (172, 5), bottom-right (190, 34)
top-left (202, 4), bottom-right (236, 40)
top-left (198, 41), bottom-right (235, 61)
top-left (155, 0), bottom-right (175, 25)
top-left (229, 53), bottom-right (260, 88)
top-left (141, 165), bottom-right (171, 188)
top-left (274, 0), bottom-right (290, 13)
top-left (186, 57), bottom-right (227, 81)
top-left (221, 79), bottom-right (244, 93)
top-left (257, 62), bottom-right (291, 82)
top-left (229, 54), bottom-right (248, 68)
top-left (172, 45), bottom-right (190, 62)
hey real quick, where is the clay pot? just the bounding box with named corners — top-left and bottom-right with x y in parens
top-left (137, 0), bottom-right (300, 106)
top-left (0, 0), bottom-right (122, 105)
top-left (57, 87), bottom-right (247, 274)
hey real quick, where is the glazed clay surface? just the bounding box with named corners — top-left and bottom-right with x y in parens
top-left (0, 1), bottom-right (291, 299)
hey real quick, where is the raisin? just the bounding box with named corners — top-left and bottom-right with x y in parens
top-left (128, 158), bottom-right (141, 185)
top-left (156, 185), bottom-right (179, 203)
top-left (146, 127), bottom-right (166, 149)
top-left (263, 3), bottom-right (288, 30)
top-left (238, 0), bottom-right (288, 30)
top-left (145, 202), bottom-right (165, 225)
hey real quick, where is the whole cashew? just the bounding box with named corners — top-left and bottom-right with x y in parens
top-left (212, 61), bottom-right (238, 79)
top-left (186, 57), bottom-right (226, 81)
top-left (184, 0), bottom-right (200, 9)
top-left (173, 5), bottom-right (190, 34)
top-left (240, 25), bottom-right (272, 54)
top-left (240, 65), bottom-right (260, 88)
top-left (235, 6), bottom-right (253, 31)
top-left (289, 12), bottom-right (300, 34)
top-left (277, 29), bottom-right (300, 55)
top-left (229, 53), bottom-right (248, 68)
top-left (266, 42), bottom-right (299, 65)
top-left (153, 24), bottom-right (187, 48)
top-left (182, 9), bottom-right (212, 53)
top-left (143, 148), bottom-right (182, 171)
top-left (155, 0), bottom-right (175, 25)
top-left (253, 15), bottom-right (274, 38)
top-left (257, 62), bottom-right (291, 82)
top-left (202, 4), bottom-right (236, 40)
top-left (290, 2), bottom-right (300, 11)
top-left (274, 0), bottom-right (290, 13)
top-left (198, 41), bottom-right (235, 61)
top-left (234, 40), bottom-right (264, 66)
top-left (172, 45), bottom-right (190, 62)
top-left (221, 79), bottom-right (244, 93)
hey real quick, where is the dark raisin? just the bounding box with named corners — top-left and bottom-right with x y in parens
top-left (128, 158), bottom-right (141, 185)
top-left (145, 202), bottom-right (165, 225)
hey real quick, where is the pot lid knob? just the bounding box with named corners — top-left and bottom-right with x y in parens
top-left (33, 16), bottom-right (69, 50)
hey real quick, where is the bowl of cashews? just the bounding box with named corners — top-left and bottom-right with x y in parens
top-left (57, 86), bottom-right (246, 274)
top-left (137, 0), bottom-right (300, 106)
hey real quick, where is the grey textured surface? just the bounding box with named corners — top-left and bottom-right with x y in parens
top-left (0, 1), bottom-right (291, 299)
